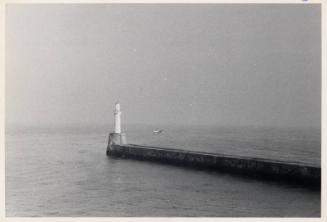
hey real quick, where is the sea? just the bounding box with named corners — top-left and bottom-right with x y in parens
top-left (5, 125), bottom-right (321, 217)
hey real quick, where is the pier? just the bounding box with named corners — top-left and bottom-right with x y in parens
top-left (106, 103), bottom-right (321, 187)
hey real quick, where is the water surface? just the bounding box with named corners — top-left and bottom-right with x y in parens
top-left (6, 125), bottom-right (320, 216)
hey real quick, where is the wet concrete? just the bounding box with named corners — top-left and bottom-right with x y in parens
top-left (107, 140), bottom-right (320, 188)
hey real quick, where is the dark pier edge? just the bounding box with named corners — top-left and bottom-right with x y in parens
top-left (106, 135), bottom-right (320, 189)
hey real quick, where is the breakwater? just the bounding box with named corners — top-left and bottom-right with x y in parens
top-left (106, 103), bottom-right (320, 188)
top-left (106, 135), bottom-right (320, 187)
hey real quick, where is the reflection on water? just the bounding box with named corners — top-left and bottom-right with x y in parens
top-left (6, 125), bottom-right (320, 216)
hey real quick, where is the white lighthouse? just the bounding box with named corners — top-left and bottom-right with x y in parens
top-left (107, 101), bottom-right (127, 155)
top-left (114, 101), bottom-right (122, 133)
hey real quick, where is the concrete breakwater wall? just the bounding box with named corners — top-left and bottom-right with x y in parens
top-left (106, 103), bottom-right (320, 187)
top-left (106, 142), bottom-right (320, 187)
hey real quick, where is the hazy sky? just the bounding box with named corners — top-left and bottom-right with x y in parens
top-left (6, 4), bottom-right (321, 128)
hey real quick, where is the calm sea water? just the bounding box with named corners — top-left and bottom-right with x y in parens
top-left (6, 125), bottom-right (321, 217)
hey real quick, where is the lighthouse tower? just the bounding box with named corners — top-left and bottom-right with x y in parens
top-left (114, 102), bottom-right (121, 134)
top-left (107, 101), bottom-right (127, 155)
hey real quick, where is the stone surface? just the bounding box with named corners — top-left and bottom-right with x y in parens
top-left (107, 143), bottom-right (320, 187)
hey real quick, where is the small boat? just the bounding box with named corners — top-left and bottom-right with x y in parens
top-left (153, 129), bottom-right (163, 134)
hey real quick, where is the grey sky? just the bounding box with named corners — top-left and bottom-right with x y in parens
top-left (6, 4), bottom-right (321, 128)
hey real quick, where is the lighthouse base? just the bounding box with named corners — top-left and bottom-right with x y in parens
top-left (106, 133), bottom-right (127, 155)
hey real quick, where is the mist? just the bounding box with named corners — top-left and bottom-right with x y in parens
top-left (5, 4), bottom-right (321, 129)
